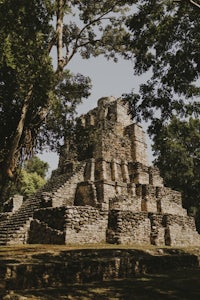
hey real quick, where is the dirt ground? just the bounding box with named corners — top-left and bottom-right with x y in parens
top-left (1, 245), bottom-right (200, 300)
top-left (1, 268), bottom-right (200, 300)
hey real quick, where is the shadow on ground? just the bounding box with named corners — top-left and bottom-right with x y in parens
top-left (2, 268), bottom-right (200, 300)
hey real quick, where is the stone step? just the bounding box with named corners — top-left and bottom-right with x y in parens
top-left (0, 162), bottom-right (86, 245)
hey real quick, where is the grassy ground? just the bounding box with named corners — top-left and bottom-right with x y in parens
top-left (1, 243), bottom-right (199, 257)
top-left (1, 244), bottom-right (200, 299)
top-left (2, 268), bottom-right (200, 300)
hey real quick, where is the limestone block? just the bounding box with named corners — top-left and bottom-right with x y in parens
top-left (3, 195), bottom-right (23, 213)
top-left (65, 207), bottom-right (108, 244)
top-left (107, 211), bottom-right (151, 245)
top-left (74, 182), bottom-right (98, 207)
top-left (163, 214), bottom-right (200, 246)
top-left (129, 163), bottom-right (149, 185)
top-left (141, 185), bottom-right (158, 213)
top-left (126, 124), bottom-right (149, 165)
top-left (149, 167), bottom-right (163, 187)
top-left (157, 187), bottom-right (186, 216)
top-left (148, 213), bottom-right (165, 246)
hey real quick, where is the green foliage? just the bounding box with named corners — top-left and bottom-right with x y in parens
top-left (41, 71), bottom-right (92, 150)
top-left (0, 0), bottom-right (54, 170)
top-left (0, 156), bottom-right (48, 203)
top-left (124, 0), bottom-right (200, 229)
top-left (59, 0), bottom-right (133, 62)
top-left (125, 0), bottom-right (200, 133)
top-left (0, 0), bottom-right (135, 186)
top-left (19, 169), bottom-right (46, 198)
top-left (152, 117), bottom-right (200, 211)
top-left (24, 156), bottom-right (49, 179)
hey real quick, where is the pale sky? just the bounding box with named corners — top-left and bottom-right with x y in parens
top-left (39, 55), bottom-right (153, 176)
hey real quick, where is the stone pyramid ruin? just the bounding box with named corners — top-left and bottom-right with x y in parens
top-left (0, 97), bottom-right (199, 246)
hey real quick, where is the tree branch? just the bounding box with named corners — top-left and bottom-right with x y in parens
top-left (66, 6), bottom-right (117, 63)
top-left (173, 0), bottom-right (200, 9)
top-left (190, 0), bottom-right (200, 9)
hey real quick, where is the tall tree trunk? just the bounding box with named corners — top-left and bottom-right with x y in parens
top-left (1, 0), bottom-right (66, 181)
top-left (4, 85), bottom-right (33, 179)
top-left (56, 0), bottom-right (65, 78)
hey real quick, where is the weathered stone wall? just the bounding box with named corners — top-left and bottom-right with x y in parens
top-left (28, 220), bottom-right (65, 244)
top-left (126, 124), bottom-right (149, 166)
top-left (164, 214), bottom-right (199, 247)
top-left (74, 181), bottom-right (98, 207)
top-left (65, 207), bottom-right (108, 244)
top-left (109, 194), bottom-right (141, 212)
top-left (28, 206), bottom-right (108, 245)
top-left (157, 187), bottom-right (187, 216)
top-left (129, 163), bottom-right (149, 185)
top-left (148, 213), bottom-right (166, 246)
top-left (107, 211), bottom-right (200, 247)
top-left (149, 167), bottom-right (163, 187)
top-left (95, 131), bottom-right (132, 162)
top-left (32, 207), bottom-right (66, 230)
top-left (3, 195), bottom-right (23, 213)
top-left (139, 185), bottom-right (158, 213)
top-left (107, 211), bottom-right (151, 245)
top-left (7, 219), bottom-right (32, 245)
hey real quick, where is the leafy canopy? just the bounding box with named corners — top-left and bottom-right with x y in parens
top-left (124, 0), bottom-right (200, 221)
top-left (125, 0), bottom-right (200, 133)
top-left (23, 156), bottom-right (49, 179)
top-left (0, 0), bottom-right (135, 187)
top-left (153, 116), bottom-right (200, 213)
top-left (0, 0), bottom-right (54, 166)
top-left (19, 156), bottom-right (49, 197)
top-left (0, 156), bottom-right (49, 202)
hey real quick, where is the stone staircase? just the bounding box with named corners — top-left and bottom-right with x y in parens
top-left (0, 162), bottom-right (86, 245)
top-left (50, 162), bottom-right (86, 207)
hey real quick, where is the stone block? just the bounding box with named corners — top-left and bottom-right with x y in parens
top-left (107, 211), bottom-right (151, 245)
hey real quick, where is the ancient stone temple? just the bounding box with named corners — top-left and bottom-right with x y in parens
top-left (0, 97), bottom-right (199, 246)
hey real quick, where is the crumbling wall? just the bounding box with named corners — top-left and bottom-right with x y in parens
top-left (126, 124), bottom-right (149, 166)
top-left (157, 187), bottom-right (187, 216)
top-left (65, 207), bottom-right (108, 244)
top-left (28, 206), bottom-right (108, 245)
top-left (3, 195), bottom-right (23, 213)
top-left (129, 163), bottom-right (149, 185)
top-left (28, 220), bottom-right (65, 244)
top-left (148, 213), bottom-right (166, 246)
top-left (107, 211), bottom-right (151, 245)
top-left (164, 214), bottom-right (200, 247)
top-left (109, 194), bottom-right (141, 212)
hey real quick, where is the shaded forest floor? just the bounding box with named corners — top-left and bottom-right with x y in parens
top-left (1, 244), bottom-right (200, 299)
top-left (2, 268), bottom-right (200, 300)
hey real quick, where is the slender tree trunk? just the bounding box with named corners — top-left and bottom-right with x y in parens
top-left (4, 85), bottom-right (33, 179)
top-left (56, 0), bottom-right (65, 78)
top-left (1, 0), bottom-right (66, 181)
